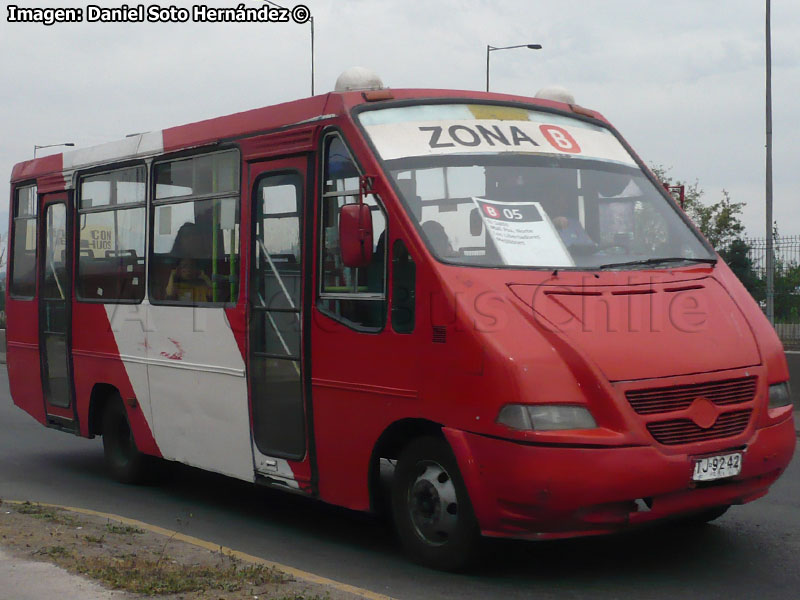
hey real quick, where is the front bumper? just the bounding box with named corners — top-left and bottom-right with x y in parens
top-left (444, 414), bottom-right (796, 539)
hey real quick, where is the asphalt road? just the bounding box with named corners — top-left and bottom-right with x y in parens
top-left (1, 367), bottom-right (798, 600)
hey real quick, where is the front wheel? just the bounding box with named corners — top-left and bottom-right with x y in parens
top-left (391, 437), bottom-right (481, 571)
top-left (102, 397), bottom-right (149, 484)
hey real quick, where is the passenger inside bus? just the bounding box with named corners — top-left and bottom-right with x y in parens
top-left (490, 168), bottom-right (595, 250)
top-left (421, 221), bottom-right (457, 257)
top-left (161, 222), bottom-right (214, 302)
top-left (165, 257), bottom-right (212, 302)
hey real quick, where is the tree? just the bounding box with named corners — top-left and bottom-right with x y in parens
top-left (650, 166), bottom-right (800, 324)
top-left (650, 165), bottom-right (746, 250)
top-left (650, 165), bottom-right (766, 297)
top-left (687, 189), bottom-right (746, 250)
top-left (720, 238), bottom-right (763, 300)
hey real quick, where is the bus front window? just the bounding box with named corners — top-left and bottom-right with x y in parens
top-left (358, 104), bottom-right (714, 270)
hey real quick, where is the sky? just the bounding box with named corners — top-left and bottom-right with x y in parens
top-left (1, 0), bottom-right (798, 239)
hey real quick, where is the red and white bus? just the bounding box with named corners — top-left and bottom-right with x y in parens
top-left (7, 68), bottom-right (795, 570)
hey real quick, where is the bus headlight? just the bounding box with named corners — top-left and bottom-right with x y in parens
top-left (497, 404), bottom-right (597, 431)
top-left (768, 382), bottom-right (792, 409)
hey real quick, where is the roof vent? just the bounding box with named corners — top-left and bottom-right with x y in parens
top-left (535, 85), bottom-right (575, 105)
top-left (334, 67), bottom-right (384, 92)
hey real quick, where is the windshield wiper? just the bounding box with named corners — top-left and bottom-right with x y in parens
top-left (598, 257), bottom-right (718, 270)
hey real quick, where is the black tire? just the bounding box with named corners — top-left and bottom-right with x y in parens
top-left (679, 505), bottom-right (731, 525)
top-left (102, 397), bottom-right (149, 484)
top-left (391, 436), bottom-right (481, 571)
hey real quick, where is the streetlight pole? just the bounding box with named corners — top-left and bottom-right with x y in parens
top-left (486, 43), bottom-right (542, 92)
top-left (264, 0), bottom-right (314, 96)
top-left (766, 0), bottom-right (774, 324)
top-left (310, 14), bottom-right (315, 96)
top-left (33, 142), bottom-right (74, 158)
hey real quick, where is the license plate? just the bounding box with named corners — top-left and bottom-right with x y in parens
top-left (692, 452), bottom-right (742, 482)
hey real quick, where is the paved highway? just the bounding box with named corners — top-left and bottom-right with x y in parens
top-left (0, 367), bottom-right (798, 599)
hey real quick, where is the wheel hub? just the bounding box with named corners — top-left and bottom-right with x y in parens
top-left (408, 462), bottom-right (459, 546)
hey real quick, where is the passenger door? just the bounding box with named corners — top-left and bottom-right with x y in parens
top-left (38, 193), bottom-right (76, 429)
top-left (248, 156), bottom-right (313, 490)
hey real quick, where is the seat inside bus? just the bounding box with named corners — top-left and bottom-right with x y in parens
top-left (78, 248), bottom-right (144, 300)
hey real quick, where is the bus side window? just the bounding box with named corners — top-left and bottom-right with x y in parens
top-left (391, 239), bottom-right (415, 334)
top-left (9, 184), bottom-right (38, 298)
top-left (149, 150), bottom-right (240, 305)
top-left (318, 134), bottom-right (387, 330)
top-left (77, 166), bottom-right (146, 302)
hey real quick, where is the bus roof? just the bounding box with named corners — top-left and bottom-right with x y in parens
top-left (10, 88), bottom-right (606, 189)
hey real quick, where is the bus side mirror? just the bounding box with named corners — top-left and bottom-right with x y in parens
top-left (339, 203), bottom-right (374, 268)
top-left (470, 207), bottom-right (483, 236)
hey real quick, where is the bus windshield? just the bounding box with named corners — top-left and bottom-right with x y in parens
top-left (358, 104), bottom-right (714, 269)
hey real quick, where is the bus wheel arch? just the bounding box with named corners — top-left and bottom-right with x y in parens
top-left (368, 418), bottom-right (444, 515)
top-left (88, 383), bottom-right (121, 438)
top-left (390, 435), bottom-right (481, 571)
top-left (369, 420), bottom-right (482, 570)
top-left (91, 386), bottom-right (151, 484)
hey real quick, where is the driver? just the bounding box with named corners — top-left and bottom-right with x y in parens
top-left (491, 169), bottom-right (595, 249)
top-left (551, 215), bottom-right (595, 247)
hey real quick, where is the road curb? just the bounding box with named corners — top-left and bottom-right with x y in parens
top-left (3, 500), bottom-right (396, 600)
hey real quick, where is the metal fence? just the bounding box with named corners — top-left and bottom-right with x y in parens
top-left (745, 235), bottom-right (800, 277)
top-left (744, 235), bottom-right (800, 347)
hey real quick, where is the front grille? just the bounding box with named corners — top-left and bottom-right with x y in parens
top-left (646, 409), bottom-right (752, 445)
top-left (626, 376), bottom-right (757, 415)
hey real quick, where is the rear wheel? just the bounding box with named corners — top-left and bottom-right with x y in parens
top-left (102, 397), bottom-right (149, 484)
top-left (391, 437), bottom-right (480, 571)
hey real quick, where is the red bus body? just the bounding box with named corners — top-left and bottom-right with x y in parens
top-left (6, 86), bottom-right (795, 563)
